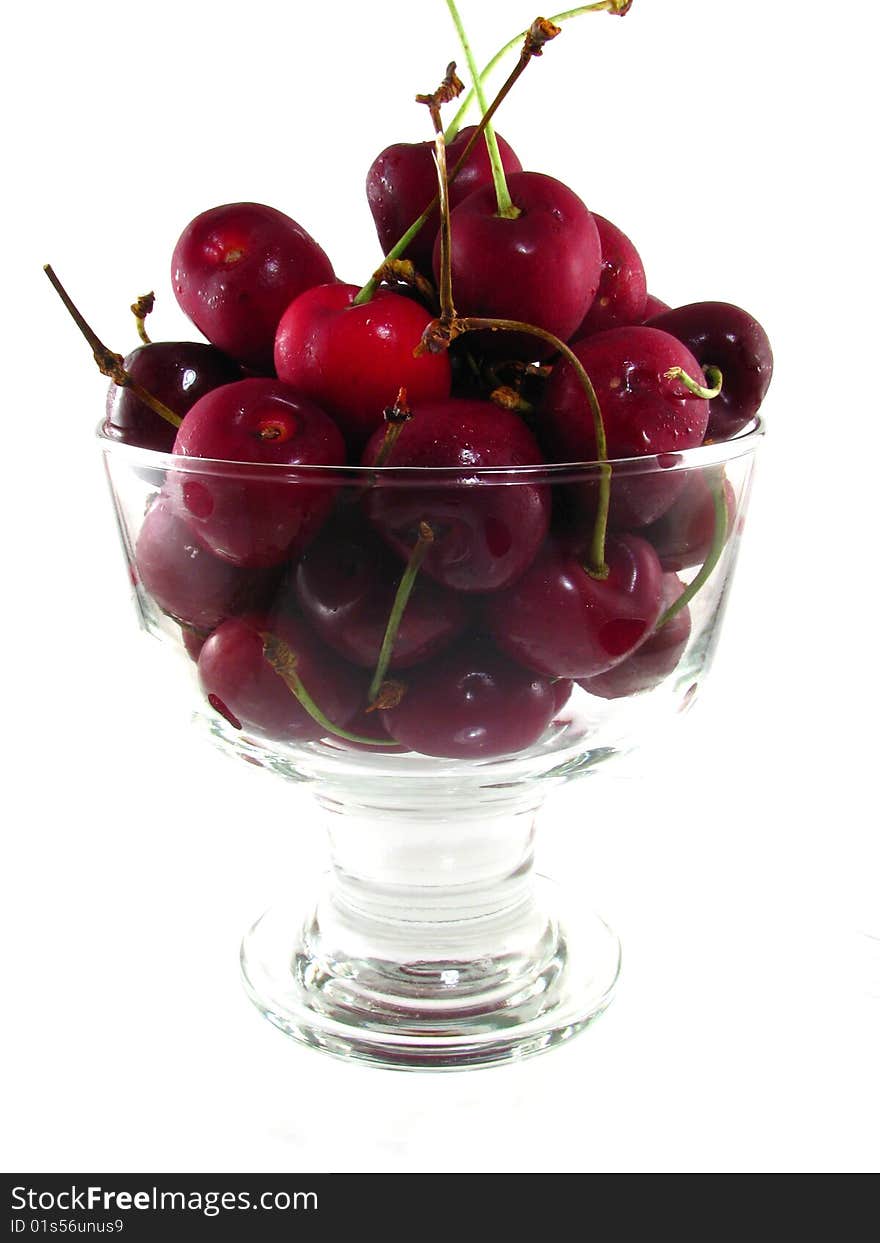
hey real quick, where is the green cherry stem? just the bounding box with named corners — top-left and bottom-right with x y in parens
top-left (43, 264), bottom-right (182, 430)
top-left (367, 522), bottom-right (435, 704)
top-left (428, 314), bottom-right (610, 576)
top-left (444, 0), bottom-right (519, 220)
top-left (665, 365), bottom-right (723, 401)
top-left (445, 2), bottom-right (631, 140)
top-left (353, 23), bottom-right (551, 306)
top-left (656, 474), bottom-right (729, 629)
top-left (261, 633), bottom-right (403, 747)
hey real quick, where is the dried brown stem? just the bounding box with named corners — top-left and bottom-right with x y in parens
top-left (131, 291), bottom-right (155, 345)
top-left (370, 387), bottom-right (413, 469)
top-left (43, 265), bottom-right (182, 430)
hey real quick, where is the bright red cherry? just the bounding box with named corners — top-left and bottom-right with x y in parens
top-left (171, 203), bottom-right (335, 371)
top-left (294, 514), bottom-right (469, 669)
top-left (484, 533), bottom-right (664, 679)
top-left (361, 399), bottom-right (550, 593)
top-left (642, 471), bottom-right (737, 572)
top-left (197, 613), bottom-right (363, 744)
top-left (380, 639), bottom-right (560, 759)
top-left (274, 283), bottom-right (451, 450)
top-left (104, 341), bottom-right (241, 452)
top-left (366, 125), bottom-right (523, 277)
top-left (169, 378), bottom-right (345, 568)
top-left (645, 301), bottom-right (773, 439)
top-left (579, 574), bottom-right (692, 699)
top-left (541, 325), bottom-right (711, 527)
top-left (135, 498), bottom-right (272, 632)
top-left (573, 213), bottom-right (647, 338)
top-left (435, 172), bottom-right (602, 359)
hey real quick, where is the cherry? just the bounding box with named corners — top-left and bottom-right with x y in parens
top-left (294, 513), bottom-right (469, 670)
top-left (573, 213), bottom-right (647, 337)
top-left (197, 612), bottom-right (363, 744)
top-left (483, 533), bottom-right (664, 679)
top-left (541, 325), bottom-right (711, 527)
top-left (104, 341), bottom-right (241, 453)
top-left (642, 294), bottom-right (670, 320)
top-left (435, 171), bottom-right (602, 359)
top-left (361, 398), bottom-right (550, 593)
top-left (331, 702), bottom-right (406, 754)
top-left (134, 497), bottom-right (272, 632)
top-left (579, 574), bottom-right (692, 699)
top-left (551, 678), bottom-right (574, 716)
top-left (171, 203), bottom-right (335, 371)
top-left (644, 301), bottom-right (773, 439)
top-left (380, 638), bottom-right (559, 759)
top-left (169, 378), bottom-right (345, 568)
top-left (274, 283), bottom-right (451, 449)
top-left (642, 470), bottom-right (736, 572)
top-left (366, 125), bottom-right (522, 277)
top-left (181, 627), bottom-right (208, 662)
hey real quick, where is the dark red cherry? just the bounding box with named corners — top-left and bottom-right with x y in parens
top-left (171, 202), bottom-right (335, 371)
top-left (484, 533), bottom-right (664, 679)
top-left (642, 294), bottom-right (671, 320)
top-left (366, 125), bottom-right (522, 277)
top-left (181, 627), bottom-right (208, 662)
top-left (330, 701), bottom-right (407, 754)
top-left (134, 498), bottom-right (271, 631)
top-left (642, 471), bottom-right (736, 572)
top-left (644, 301), bottom-right (773, 439)
top-left (541, 326), bottom-right (711, 527)
top-left (169, 378), bottom-right (345, 568)
top-left (435, 172), bottom-right (602, 359)
top-left (197, 613), bottom-right (362, 744)
top-left (380, 639), bottom-right (559, 759)
top-left (104, 341), bottom-right (241, 452)
top-left (294, 514), bottom-right (469, 669)
top-left (551, 679), bottom-right (574, 715)
top-left (274, 283), bottom-right (451, 450)
top-left (361, 399), bottom-right (550, 593)
top-left (573, 213), bottom-right (647, 338)
top-left (579, 574), bottom-right (691, 699)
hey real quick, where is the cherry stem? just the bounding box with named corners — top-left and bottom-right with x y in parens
top-left (131, 291), bottom-right (154, 345)
top-left (373, 258), bottom-right (439, 312)
top-left (43, 265), bottom-right (182, 430)
top-left (367, 522), bottom-right (435, 704)
top-left (490, 385), bottom-right (534, 416)
top-left (665, 365), bottom-right (723, 401)
top-left (370, 387), bottom-right (413, 469)
top-left (436, 315), bottom-right (610, 576)
top-left (416, 68), bottom-right (460, 322)
top-left (353, 24), bottom-right (548, 306)
top-left (656, 474), bottom-right (729, 629)
top-left (445, 2), bottom-right (631, 140)
top-left (369, 680), bottom-right (407, 712)
top-left (260, 632), bottom-right (403, 747)
top-left (444, 0), bottom-right (519, 219)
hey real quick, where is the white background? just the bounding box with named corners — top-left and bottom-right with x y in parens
top-left (2, 0), bottom-right (878, 1173)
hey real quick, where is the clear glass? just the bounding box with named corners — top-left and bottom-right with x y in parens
top-left (100, 421), bottom-right (762, 1069)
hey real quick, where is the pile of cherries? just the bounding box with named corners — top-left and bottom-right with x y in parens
top-left (75, 15), bottom-right (772, 762)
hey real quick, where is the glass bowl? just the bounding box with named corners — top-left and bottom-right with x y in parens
top-left (100, 418), bottom-right (762, 1069)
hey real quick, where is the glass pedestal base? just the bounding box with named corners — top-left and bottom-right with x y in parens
top-left (240, 876), bottom-right (621, 1070)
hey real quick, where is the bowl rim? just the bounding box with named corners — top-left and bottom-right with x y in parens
top-left (97, 413), bottom-right (765, 483)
